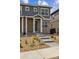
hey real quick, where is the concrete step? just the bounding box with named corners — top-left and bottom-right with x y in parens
top-left (42, 39), bottom-right (53, 41)
top-left (39, 36), bottom-right (54, 43)
top-left (42, 39), bottom-right (54, 43)
top-left (39, 36), bottom-right (50, 39)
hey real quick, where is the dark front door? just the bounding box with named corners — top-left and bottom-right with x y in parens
top-left (35, 21), bottom-right (38, 32)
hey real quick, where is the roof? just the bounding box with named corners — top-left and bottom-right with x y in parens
top-left (51, 9), bottom-right (59, 15)
top-left (20, 3), bottom-right (52, 8)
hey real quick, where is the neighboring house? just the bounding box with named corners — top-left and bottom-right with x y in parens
top-left (20, 3), bottom-right (52, 35)
top-left (49, 9), bottom-right (59, 34)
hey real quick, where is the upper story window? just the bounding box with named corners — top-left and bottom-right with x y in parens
top-left (25, 7), bottom-right (29, 11)
top-left (41, 8), bottom-right (49, 16)
top-left (34, 7), bottom-right (37, 12)
top-left (45, 9), bottom-right (49, 15)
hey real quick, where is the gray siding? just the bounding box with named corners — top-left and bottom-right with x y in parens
top-left (20, 5), bottom-right (51, 19)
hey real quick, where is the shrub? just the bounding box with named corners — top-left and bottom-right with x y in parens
top-left (20, 44), bottom-right (23, 48)
top-left (50, 35), bottom-right (54, 38)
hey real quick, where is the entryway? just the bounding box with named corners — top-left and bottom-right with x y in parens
top-left (35, 19), bottom-right (40, 33)
top-left (20, 16), bottom-right (43, 36)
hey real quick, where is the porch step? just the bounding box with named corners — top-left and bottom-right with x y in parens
top-left (42, 39), bottom-right (54, 43)
top-left (42, 39), bottom-right (53, 41)
top-left (39, 36), bottom-right (54, 43)
top-left (39, 36), bottom-right (50, 39)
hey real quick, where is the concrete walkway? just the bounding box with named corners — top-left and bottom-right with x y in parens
top-left (20, 46), bottom-right (59, 59)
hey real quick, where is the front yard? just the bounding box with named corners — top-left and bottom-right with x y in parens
top-left (20, 34), bottom-right (59, 52)
top-left (20, 36), bottom-right (49, 52)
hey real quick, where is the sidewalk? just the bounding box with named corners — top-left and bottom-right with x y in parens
top-left (20, 46), bottom-right (59, 59)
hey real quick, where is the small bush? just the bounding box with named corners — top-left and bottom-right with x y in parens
top-left (20, 44), bottom-right (23, 48)
top-left (51, 35), bottom-right (54, 38)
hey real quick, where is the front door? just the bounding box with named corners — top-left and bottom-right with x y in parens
top-left (35, 20), bottom-right (40, 33)
top-left (27, 18), bottom-right (33, 32)
top-left (35, 21), bottom-right (38, 32)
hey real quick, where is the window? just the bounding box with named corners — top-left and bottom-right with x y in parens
top-left (20, 6), bottom-right (22, 15)
top-left (25, 7), bottom-right (29, 11)
top-left (20, 6), bottom-right (22, 11)
top-left (41, 8), bottom-right (49, 15)
top-left (43, 21), bottom-right (48, 27)
top-left (41, 9), bottom-right (44, 15)
top-left (34, 7), bottom-right (37, 12)
top-left (45, 9), bottom-right (49, 15)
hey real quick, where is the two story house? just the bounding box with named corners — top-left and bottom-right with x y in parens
top-left (20, 3), bottom-right (52, 35)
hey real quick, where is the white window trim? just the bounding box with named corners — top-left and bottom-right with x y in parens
top-left (34, 7), bottom-right (37, 12)
top-left (41, 8), bottom-right (49, 16)
top-left (25, 7), bottom-right (29, 11)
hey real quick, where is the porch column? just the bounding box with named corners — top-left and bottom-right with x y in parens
top-left (33, 18), bottom-right (35, 33)
top-left (40, 18), bottom-right (42, 33)
top-left (25, 17), bottom-right (27, 35)
top-left (22, 17), bottom-right (24, 34)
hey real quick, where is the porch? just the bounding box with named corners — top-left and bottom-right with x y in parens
top-left (20, 16), bottom-right (43, 36)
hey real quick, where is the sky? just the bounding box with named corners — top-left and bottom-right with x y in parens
top-left (20, 0), bottom-right (59, 13)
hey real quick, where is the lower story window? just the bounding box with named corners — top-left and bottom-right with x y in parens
top-left (43, 21), bottom-right (48, 27)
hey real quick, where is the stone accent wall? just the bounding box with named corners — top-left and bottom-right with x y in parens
top-left (42, 20), bottom-right (50, 34)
